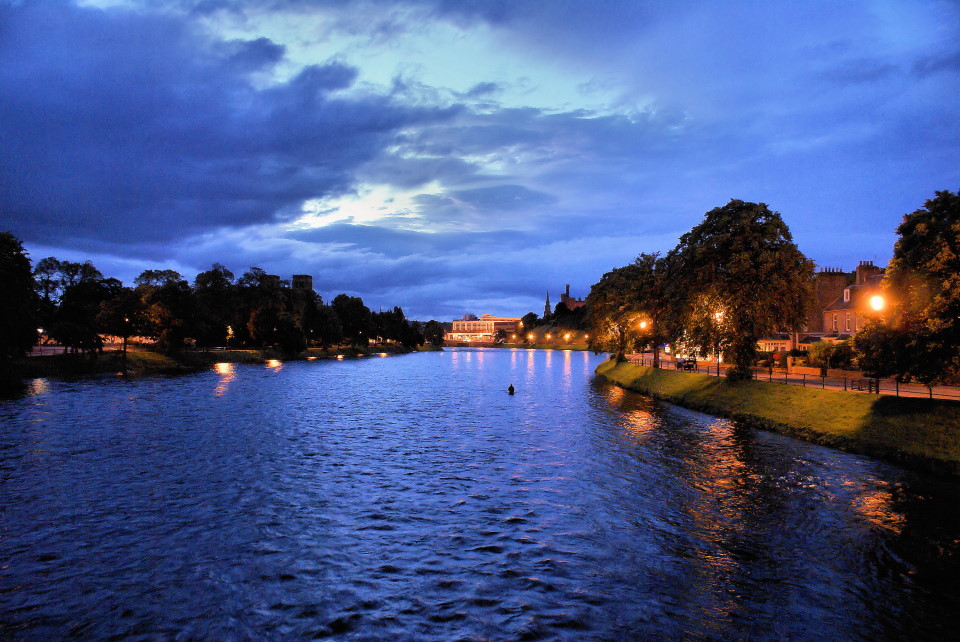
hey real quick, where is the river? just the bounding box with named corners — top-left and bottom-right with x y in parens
top-left (1, 348), bottom-right (958, 639)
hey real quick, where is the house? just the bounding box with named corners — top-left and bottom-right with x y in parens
top-left (822, 261), bottom-right (884, 336)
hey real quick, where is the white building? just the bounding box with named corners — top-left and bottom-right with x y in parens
top-left (446, 314), bottom-right (521, 343)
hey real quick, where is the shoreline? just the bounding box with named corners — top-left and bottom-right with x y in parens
top-left (595, 360), bottom-right (960, 478)
top-left (4, 344), bottom-right (439, 388)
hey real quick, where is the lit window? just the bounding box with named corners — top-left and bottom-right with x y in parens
top-left (832, 314), bottom-right (838, 331)
top-left (845, 313), bottom-right (851, 332)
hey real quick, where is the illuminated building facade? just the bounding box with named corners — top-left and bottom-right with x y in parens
top-left (446, 314), bottom-right (521, 344)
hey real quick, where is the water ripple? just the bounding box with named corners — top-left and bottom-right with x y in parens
top-left (0, 351), bottom-right (958, 639)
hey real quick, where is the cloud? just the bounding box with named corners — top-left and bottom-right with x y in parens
top-left (0, 1), bottom-right (454, 246)
top-left (7, 0), bottom-right (960, 321)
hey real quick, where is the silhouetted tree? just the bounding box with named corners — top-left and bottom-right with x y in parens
top-left (0, 232), bottom-right (39, 361)
top-left (193, 263), bottom-right (235, 348)
top-left (422, 320), bottom-right (445, 346)
top-left (135, 270), bottom-right (193, 353)
top-left (51, 277), bottom-right (123, 355)
top-left (331, 294), bottom-right (372, 346)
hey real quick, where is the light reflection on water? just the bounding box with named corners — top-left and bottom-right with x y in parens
top-left (0, 349), bottom-right (958, 639)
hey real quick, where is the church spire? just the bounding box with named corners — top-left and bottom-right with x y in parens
top-left (544, 290), bottom-right (551, 318)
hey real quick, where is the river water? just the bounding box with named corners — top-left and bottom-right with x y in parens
top-left (1, 348), bottom-right (958, 639)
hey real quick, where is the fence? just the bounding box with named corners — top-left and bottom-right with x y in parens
top-left (625, 354), bottom-right (960, 402)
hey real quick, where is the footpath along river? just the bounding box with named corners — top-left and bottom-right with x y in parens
top-left (1, 348), bottom-right (958, 639)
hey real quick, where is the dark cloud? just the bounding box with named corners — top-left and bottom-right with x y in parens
top-left (913, 49), bottom-right (960, 77)
top-left (0, 1), bottom-right (453, 246)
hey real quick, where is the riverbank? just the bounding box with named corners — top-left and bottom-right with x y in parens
top-left (6, 344), bottom-right (437, 384)
top-left (596, 360), bottom-right (960, 477)
top-left (445, 343), bottom-right (590, 350)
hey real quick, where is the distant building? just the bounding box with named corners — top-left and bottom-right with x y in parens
top-left (264, 274), bottom-right (282, 288)
top-left (447, 314), bottom-right (521, 344)
top-left (544, 291), bottom-right (551, 318)
top-left (292, 274), bottom-right (313, 291)
top-left (559, 284), bottom-right (586, 311)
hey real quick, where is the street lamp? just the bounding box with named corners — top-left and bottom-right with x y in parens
top-left (869, 295), bottom-right (885, 312)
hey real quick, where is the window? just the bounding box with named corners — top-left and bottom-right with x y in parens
top-left (843, 288), bottom-right (850, 302)
top-left (845, 313), bottom-right (851, 332)
top-left (832, 314), bottom-right (838, 331)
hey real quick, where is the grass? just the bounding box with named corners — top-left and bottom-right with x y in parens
top-left (596, 359), bottom-right (960, 476)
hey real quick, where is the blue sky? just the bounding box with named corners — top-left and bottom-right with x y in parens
top-left (2, 0), bottom-right (958, 320)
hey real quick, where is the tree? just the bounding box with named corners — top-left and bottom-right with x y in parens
top-left (135, 270), bottom-right (193, 353)
top-left (586, 262), bottom-right (645, 361)
top-left (0, 232), bottom-right (39, 361)
top-left (875, 189), bottom-right (960, 385)
top-left (519, 312), bottom-right (540, 340)
top-left (234, 267), bottom-right (286, 348)
top-left (422, 320), bottom-right (445, 346)
top-left (586, 254), bottom-right (671, 362)
top-left (97, 286), bottom-right (144, 359)
top-left (331, 294), bottom-right (373, 346)
top-left (193, 264), bottom-right (235, 348)
top-left (853, 321), bottom-right (913, 381)
top-left (665, 200), bottom-right (814, 380)
top-left (309, 303), bottom-right (343, 347)
top-left (51, 277), bottom-right (123, 355)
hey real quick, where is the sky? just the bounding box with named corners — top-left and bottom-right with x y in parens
top-left (2, 0), bottom-right (958, 321)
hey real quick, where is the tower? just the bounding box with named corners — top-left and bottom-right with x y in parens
top-left (544, 290), bottom-right (551, 318)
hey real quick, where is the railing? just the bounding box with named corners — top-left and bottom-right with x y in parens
top-left (625, 354), bottom-right (960, 401)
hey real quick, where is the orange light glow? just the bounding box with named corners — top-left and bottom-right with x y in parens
top-left (336, 354), bottom-right (345, 360)
top-left (214, 362), bottom-right (234, 375)
top-left (213, 362), bottom-right (236, 396)
top-left (265, 359), bottom-right (282, 370)
top-left (639, 321), bottom-right (648, 330)
top-left (869, 295), bottom-right (885, 311)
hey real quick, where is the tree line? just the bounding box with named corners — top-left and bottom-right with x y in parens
top-left (585, 191), bottom-right (960, 387)
top-left (0, 246), bottom-right (446, 363)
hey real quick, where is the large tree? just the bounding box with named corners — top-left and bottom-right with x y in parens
top-left (665, 200), bottom-right (814, 380)
top-left (587, 253), bottom-right (670, 364)
top-left (870, 189), bottom-right (960, 385)
top-left (0, 232), bottom-right (39, 361)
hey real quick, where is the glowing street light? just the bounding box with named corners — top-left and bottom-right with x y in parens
top-left (869, 295), bottom-right (885, 311)
top-left (639, 321), bottom-right (649, 330)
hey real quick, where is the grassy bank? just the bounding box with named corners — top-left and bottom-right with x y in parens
top-left (596, 360), bottom-right (960, 477)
